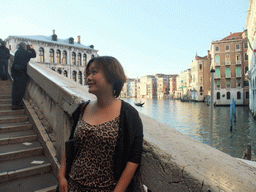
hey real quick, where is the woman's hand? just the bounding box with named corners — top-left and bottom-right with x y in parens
top-left (58, 176), bottom-right (68, 192)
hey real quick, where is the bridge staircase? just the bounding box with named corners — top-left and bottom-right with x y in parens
top-left (0, 79), bottom-right (58, 192)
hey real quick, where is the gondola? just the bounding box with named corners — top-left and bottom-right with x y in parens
top-left (134, 102), bottom-right (145, 107)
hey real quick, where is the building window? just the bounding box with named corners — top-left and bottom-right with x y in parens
top-left (83, 54), bottom-right (87, 66)
top-left (72, 71), bottom-right (77, 81)
top-left (199, 64), bottom-right (202, 70)
top-left (245, 66), bottom-right (248, 74)
top-left (215, 55), bottom-right (220, 65)
top-left (78, 71), bottom-right (83, 84)
top-left (246, 91), bottom-right (249, 99)
top-left (92, 54), bottom-right (95, 58)
top-left (244, 42), bottom-right (248, 48)
top-left (63, 51), bottom-right (67, 64)
top-left (39, 47), bottom-right (44, 63)
top-left (225, 54), bottom-right (230, 65)
top-left (227, 80), bottom-right (230, 88)
top-left (225, 45), bottom-right (230, 51)
top-left (237, 91), bottom-right (241, 99)
top-left (217, 92), bottom-right (220, 100)
top-left (227, 92), bottom-right (231, 99)
top-left (56, 49), bottom-right (61, 64)
top-left (236, 66), bottom-right (241, 77)
top-left (215, 68), bottom-right (220, 78)
top-left (215, 46), bottom-right (220, 52)
top-left (78, 53), bottom-right (81, 66)
top-left (64, 70), bottom-right (68, 77)
top-left (236, 54), bottom-right (241, 64)
top-left (72, 52), bottom-right (76, 65)
top-left (244, 80), bottom-right (249, 86)
top-left (200, 86), bottom-right (203, 92)
top-left (245, 53), bottom-right (248, 60)
top-left (226, 67), bottom-right (230, 78)
top-left (235, 44), bottom-right (240, 50)
top-left (237, 79), bottom-right (241, 88)
top-left (216, 81), bottom-right (220, 88)
top-left (50, 49), bottom-right (54, 63)
top-left (57, 69), bottom-right (62, 74)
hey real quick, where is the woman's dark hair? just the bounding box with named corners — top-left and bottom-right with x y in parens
top-left (17, 42), bottom-right (26, 50)
top-left (85, 56), bottom-right (127, 97)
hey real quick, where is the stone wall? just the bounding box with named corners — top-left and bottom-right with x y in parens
top-left (8, 56), bottom-right (256, 191)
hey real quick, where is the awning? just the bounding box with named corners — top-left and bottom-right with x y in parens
top-left (178, 86), bottom-right (186, 89)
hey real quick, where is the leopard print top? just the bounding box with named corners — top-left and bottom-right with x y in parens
top-left (68, 115), bottom-right (120, 191)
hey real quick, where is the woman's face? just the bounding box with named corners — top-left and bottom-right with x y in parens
top-left (86, 62), bottom-right (112, 95)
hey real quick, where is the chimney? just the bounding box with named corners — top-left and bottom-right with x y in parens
top-left (230, 32), bottom-right (232, 35)
top-left (78, 36), bottom-right (81, 44)
top-left (53, 30), bottom-right (55, 34)
top-left (207, 50), bottom-right (210, 58)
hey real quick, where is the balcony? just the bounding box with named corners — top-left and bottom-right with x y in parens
top-left (215, 62), bottom-right (220, 66)
top-left (225, 61), bottom-right (231, 65)
top-left (215, 74), bottom-right (221, 79)
top-left (236, 60), bottom-right (241, 65)
top-left (226, 74), bottom-right (231, 78)
top-left (236, 73), bottom-right (241, 78)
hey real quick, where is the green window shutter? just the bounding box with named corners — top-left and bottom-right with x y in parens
top-left (236, 66), bottom-right (241, 73)
top-left (217, 81), bottom-right (220, 85)
top-left (227, 80), bottom-right (230, 85)
top-left (216, 68), bottom-right (220, 76)
top-left (226, 67), bottom-right (230, 75)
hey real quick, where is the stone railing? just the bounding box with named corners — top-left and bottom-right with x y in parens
top-left (8, 54), bottom-right (256, 191)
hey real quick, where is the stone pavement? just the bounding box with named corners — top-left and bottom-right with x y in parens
top-left (0, 79), bottom-right (58, 192)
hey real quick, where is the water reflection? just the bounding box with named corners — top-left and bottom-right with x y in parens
top-left (123, 98), bottom-right (256, 160)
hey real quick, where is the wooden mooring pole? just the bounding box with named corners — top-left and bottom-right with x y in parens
top-left (242, 144), bottom-right (251, 160)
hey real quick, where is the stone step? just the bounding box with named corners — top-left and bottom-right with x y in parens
top-left (35, 185), bottom-right (58, 192)
top-left (0, 99), bottom-right (12, 104)
top-left (0, 114), bottom-right (28, 124)
top-left (0, 141), bottom-right (43, 162)
top-left (0, 130), bottom-right (37, 145)
top-left (0, 172), bottom-right (58, 192)
top-left (0, 122), bottom-right (33, 133)
top-left (0, 109), bottom-right (25, 116)
top-left (0, 155), bottom-right (52, 182)
top-left (0, 95), bottom-right (11, 99)
top-left (0, 104), bottom-right (12, 110)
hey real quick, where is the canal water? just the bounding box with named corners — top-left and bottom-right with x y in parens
top-left (122, 98), bottom-right (256, 160)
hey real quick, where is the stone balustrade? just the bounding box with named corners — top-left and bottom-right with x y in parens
top-left (8, 53), bottom-right (256, 191)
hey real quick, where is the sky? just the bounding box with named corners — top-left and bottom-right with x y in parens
top-left (1, 0), bottom-right (249, 78)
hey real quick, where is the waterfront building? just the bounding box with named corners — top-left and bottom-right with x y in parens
top-left (175, 69), bottom-right (191, 99)
top-left (155, 74), bottom-right (171, 99)
top-left (190, 51), bottom-right (211, 102)
top-left (120, 78), bottom-right (137, 98)
top-left (5, 30), bottom-right (99, 85)
top-left (169, 75), bottom-right (178, 99)
top-left (246, 0), bottom-right (256, 116)
top-left (210, 31), bottom-right (249, 105)
top-left (140, 75), bottom-right (157, 98)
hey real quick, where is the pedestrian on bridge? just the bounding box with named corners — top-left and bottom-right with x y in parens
top-left (0, 41), bottom-right (10, 80)
top-left (11, 42), bottom-right (36, 110)
top-left (58, 56), bottom-right (144, 192)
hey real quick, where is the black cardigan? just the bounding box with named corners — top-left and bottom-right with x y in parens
top-left (69, 100), bottom-right (143, 191)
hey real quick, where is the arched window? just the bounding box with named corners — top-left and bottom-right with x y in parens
top-left (227, 92), bottom-right (231, 100)
top-left (72, 52), bottom-right (76, 65)
top-left (63, 51), bottom-right (67, 64)
top-left (236, 54), bottom-right (241, 64)
top-left (78, 53), bottom-right (82, 66)
top-left (64, 70), bottom-right (68, 77)
top-left (50, 49), bottom-right (54, 63)
top-left (56, 50), bottom-right (61, 64)
top-left (39, 47), bottom-right (44, 63)
top-left (79, 71), bottom-right (83, 84)
top-left (83, 54), bottom-right (87, 66)
top-left (72, 71), bottom-right (77, 81)
top-left (225, 54), bottom-right (230, 65)
top-left (245, 66), bottom-right (248, 74)
top-left (217, 92), bottom-right (220, 100)
top-left (237, 91), bottom-right (241, 99)
top-left (57, 69), bottom-right (62, 74)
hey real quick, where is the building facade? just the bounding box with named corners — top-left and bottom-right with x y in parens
top-left (169, 75), bottom-right (178, 99)
top-left (5, 30), bottom-right (99, 85)
top-left (120, 78), bottom-right (137, 98)
top-left (246, 0), bottom-right (256, 116)
top-left (175, 69), bottom-right (191, 99)
top-left (210, 31), bottom-right (249, 105)
top-left (139, 75), bottom-right (157, 98)
top-left (190, 51), bottom-right (211, 102)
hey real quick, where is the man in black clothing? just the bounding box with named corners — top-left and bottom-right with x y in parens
top-left (0, 41), bottom-right (10, 80)
top-left (11, 42), bottom-right (36, 110)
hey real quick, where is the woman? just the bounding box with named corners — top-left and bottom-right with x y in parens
top-left (58, 56), bottom-right (143, 192)
top-left (0, 41), bottom-right (10, 80)
top-left (11, 42), bottom-right (36, 110)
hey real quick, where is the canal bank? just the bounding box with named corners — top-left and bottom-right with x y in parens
top-left (122, 98), bottom-right (256, 160)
